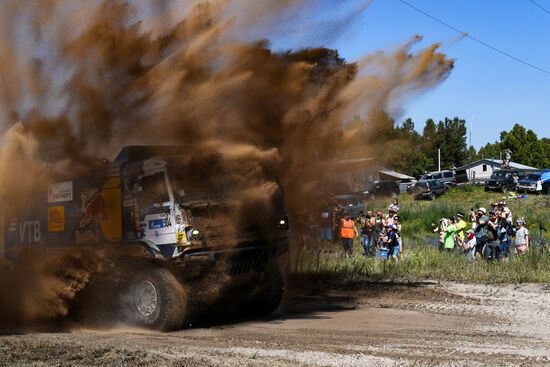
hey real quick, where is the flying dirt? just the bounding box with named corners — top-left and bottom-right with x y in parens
top-left (0, 0), bottom-right (453, 331)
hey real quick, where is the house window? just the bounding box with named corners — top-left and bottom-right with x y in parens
top-left (482, 164), bottom-right (487, 172)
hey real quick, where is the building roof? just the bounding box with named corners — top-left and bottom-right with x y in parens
top-left (379, 169), bottom-right (415, 180)
top-left (457, 158), bottom-right (537, 171)
top-left (332, 157), bottom-right (384, 170)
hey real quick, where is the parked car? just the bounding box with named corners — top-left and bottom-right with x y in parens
top-left (419, 170), bottom-right (457, 187)
top-left (398, 178), bottom-right (417, 193)
top-left (484, 170), bottom-right (520, 193)
top-left (412, 179), bottom-right (447, 200)
top-left (363, 180), bottom-right (400, 200)
top-left (431, 170), bottom-right (457, 187)
top-left (517, 171), bottom-right (550, 194)
top-left (334, 194), bottom-right (364, 217)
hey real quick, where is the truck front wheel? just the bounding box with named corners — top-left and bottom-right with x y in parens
top-left (241, 263), bottom-right (284, 318)
top-left (122, 267), bottom-right (187, 331)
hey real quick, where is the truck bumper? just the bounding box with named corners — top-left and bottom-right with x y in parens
top-left (178, 237), bottom-right (288, 276)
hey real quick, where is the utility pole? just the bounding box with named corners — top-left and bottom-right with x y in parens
top-left (438, 149), bottom-right (441, 172)
top-left (469, 117), bottom-right (473, 180)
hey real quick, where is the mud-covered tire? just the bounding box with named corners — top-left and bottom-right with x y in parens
top-left (501, 186), bottom-right (508, 193)
top-left (241, 263), bottom-right (284, 318)
top-left (121, 267), bottom-right (187, 331)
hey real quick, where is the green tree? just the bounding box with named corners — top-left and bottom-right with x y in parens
top-left (475, 124), bottom-right (548, 168)
top-left (434, 117), bottom-right (468, 169)
top-left (499, 124), bottom-right (549, 168)
top-left (541, 138), bottom-right (550, 168)
top-left (382, 118), bottom-right (432, 177)
top-left (465, 145), bottom-right (477, 164)
top-left (477, 142), bottom-right (501, 159)
top-left (420, 118), bottom-right (438, 171)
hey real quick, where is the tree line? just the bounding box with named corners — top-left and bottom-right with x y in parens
top-left (383, 118), bottom-right (549, 177)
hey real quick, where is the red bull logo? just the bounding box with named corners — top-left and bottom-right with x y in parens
top-left (80, 192), bottom-right (109, 228)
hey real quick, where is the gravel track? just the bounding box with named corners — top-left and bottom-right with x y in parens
top-left (1, 281), bottom-right (549, 366)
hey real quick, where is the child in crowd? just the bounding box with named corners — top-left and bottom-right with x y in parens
top-left (465, 229), bottom-right (477, 261)
top-left (515, 217), bottom-right (530, 254)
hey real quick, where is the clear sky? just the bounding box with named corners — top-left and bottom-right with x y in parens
top-left (275, 0), bottom-right (550, 148)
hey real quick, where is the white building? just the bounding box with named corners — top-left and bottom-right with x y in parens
top-left (456, 159), bottom-right (537, 182)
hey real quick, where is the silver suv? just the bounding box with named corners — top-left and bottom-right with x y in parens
top-left (420, 170), bottom-right (456, 188)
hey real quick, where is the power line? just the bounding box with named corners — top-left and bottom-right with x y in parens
top-left (528, 0), bottom-right (550, 16)
top-left (397, 0), bottom-right (550, 76)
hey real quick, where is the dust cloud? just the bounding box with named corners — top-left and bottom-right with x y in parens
top-left (0, 0), bottom-right (453, 328)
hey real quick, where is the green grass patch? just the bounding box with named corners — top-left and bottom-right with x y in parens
top-left (289, 244), bottom-right (550, 284)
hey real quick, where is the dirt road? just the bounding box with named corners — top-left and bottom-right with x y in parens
top-left (1, 281), bottom-right (549, 366)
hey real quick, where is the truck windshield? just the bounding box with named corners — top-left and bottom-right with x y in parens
top-left (137, 173), bottom-right (170, 215)
top-left (491, 171), bottom-right (508, 179)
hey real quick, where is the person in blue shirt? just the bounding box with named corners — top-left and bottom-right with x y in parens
top-left (386, 225), bottom-right (401, 262)
top-left (496, 213), bottom-right (513, 259)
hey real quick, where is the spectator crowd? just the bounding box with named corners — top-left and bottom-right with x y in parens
top-left (319, 198), bottom-right (404, 261)
top-left (318, 197), bottom-right (532, 262)
top-left (433, 200), bottom-right (530, 261)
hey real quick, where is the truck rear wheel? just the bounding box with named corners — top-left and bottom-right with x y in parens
top-left (241, 263), bottom-right (284, 318)
top-left (122, 267), bottom-right (187, 331)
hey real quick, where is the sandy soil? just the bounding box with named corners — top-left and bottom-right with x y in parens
top-left (1, 281), bottom-right (549, 366)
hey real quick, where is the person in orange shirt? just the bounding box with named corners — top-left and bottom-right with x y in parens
top-left (340, 211), bottom-right (358, 258)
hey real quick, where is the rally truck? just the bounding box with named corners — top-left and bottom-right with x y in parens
top-left (1, 146), bottom-right (289, 330)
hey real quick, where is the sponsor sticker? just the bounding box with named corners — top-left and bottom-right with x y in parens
top-left (80, 192), bottom-right (109, 228)
top-left (148, 219), bottom-right (164, 230)
top-left (48, 181), bottom-right (73, 203)
top-left (48, 206), bottom-right (65, 232)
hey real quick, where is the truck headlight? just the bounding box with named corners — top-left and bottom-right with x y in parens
top-left (188, 228), bottom-right (203, 240)
top-left (277, 217), bottom-right (289, 229)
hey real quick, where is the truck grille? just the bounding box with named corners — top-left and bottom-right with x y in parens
top-left (230, 253), bottom-right (269, 275)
